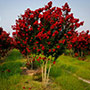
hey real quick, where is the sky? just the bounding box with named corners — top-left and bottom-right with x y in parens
top-left (0, 0), bottom-right (90, 36)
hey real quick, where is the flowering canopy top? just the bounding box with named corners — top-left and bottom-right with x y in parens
top-left (12, 1), bottom-right (84, 59)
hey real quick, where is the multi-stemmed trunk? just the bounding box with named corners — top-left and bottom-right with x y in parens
top-left (41, 56), bottom-right (52, 87)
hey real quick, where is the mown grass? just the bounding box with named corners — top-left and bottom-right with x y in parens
top-left (50, 55), bottom-right (90, 90)
top-left (0, 49), bottom-right (90, 90)
top-left (56, 55), bottom-right (90, 80)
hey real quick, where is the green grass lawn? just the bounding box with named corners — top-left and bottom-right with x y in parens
top-left (0, 49), bottom-right (90, 90)
top-left (50, 55), bottom-right (90, 90)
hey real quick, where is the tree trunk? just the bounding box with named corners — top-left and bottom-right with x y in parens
top-left (26, 55), bottom-right (29, 62)
top-left (81, 50), bottom-right (83, 57)
top-left (42, 56), bottom-right (52, 87)
top-left (46, 56), bottom-right (52, 83)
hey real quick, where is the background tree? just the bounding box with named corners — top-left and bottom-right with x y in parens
top-left (0, 27), bottom-right (14, 59)
top-left (65, 30), bottom-right (90, 57)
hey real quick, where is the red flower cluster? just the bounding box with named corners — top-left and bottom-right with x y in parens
top-left (74, 53), bottom-right (78, 57)
top-left (65, 30), bottom-right (90, 57)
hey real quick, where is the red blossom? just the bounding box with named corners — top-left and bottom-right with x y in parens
top-left (26, 48), bottom-right (31, 53)
top-left (34, 21), bottom-right (38, 25)
top-left (48, 1), bottom-right (52, 8)
top-left (39, 56), bottom-right (41, 59)
top-left (30, 14), bottom-right (34, 18)
top-left (57, 45), bottom-right (60, 49)
top-left (47, 31), bottom-right (51, 35)
top-left (53, 61), bottom-right (56, 64)
top-left (29, 27), bottom-right (33, 31)
top-left (75, 53), bottom-right (78, 57)
top-left (47, 42), bottom-right (51, 45)
top-left (37, 49), bottom-right (40, 52)
top-left (33, 47), bottom-right (36, 50)
top-left (53, 49), bottom-right (56, 52)
top-left (37, 59), bottom-right (40, 62)
top-left (49, 49), bottom-right (51, 52)
top-left (29, 88), bottom-right (31, 89)
top-left (41, 46), bottom-right (45, 51)
top-left (36, 41), bottom-right (39, 44)
top-left (23, 87), bottom-right (25, 89)
top-left (42, 28), bottom-right (45, 32)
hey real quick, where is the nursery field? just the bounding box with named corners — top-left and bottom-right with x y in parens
top-left (0, 1), bottom-right (90, 90)
top-left (0, 49), bottom-right (90, 90)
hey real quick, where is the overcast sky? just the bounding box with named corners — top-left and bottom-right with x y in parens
top-left (0, 0), bottom-right (90, 36)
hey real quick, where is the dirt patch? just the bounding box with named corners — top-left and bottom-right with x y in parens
top-left (20, 67), bottom-right (42, 76)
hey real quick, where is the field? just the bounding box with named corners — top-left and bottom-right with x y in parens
top-left (0, 49), bottom-right (90, 90)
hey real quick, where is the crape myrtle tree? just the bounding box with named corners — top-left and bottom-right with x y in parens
top-left (76, 30), bottom-right (90, 56)
top-left (65, 30), bottom-right (90, 57)
top-left (0, 27), bottom-right (14, 59)
top-left (12, 1), bottom-right (84, 86)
